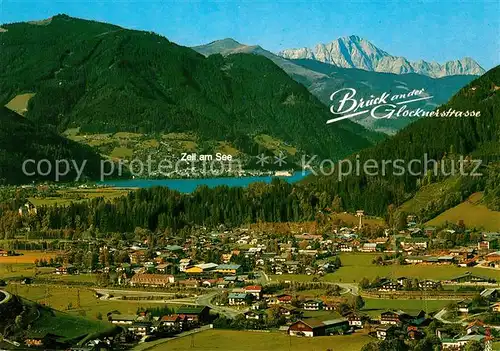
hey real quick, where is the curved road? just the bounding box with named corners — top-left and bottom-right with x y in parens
top-left (195, 292), bottom-right (245, 318)
top-left (0, 289), bottom-right (11, 305)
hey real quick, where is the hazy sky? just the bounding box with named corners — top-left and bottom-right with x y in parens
top-left (1, 0), bottom-right (499, 70)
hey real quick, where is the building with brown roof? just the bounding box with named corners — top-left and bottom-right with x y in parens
top-left (129, 273), bottom-right (174, 287)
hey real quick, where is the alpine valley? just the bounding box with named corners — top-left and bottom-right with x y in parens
top-left (194, 37), bottom-right (480, 134)
top-left (1, 9), bottom-right (500, 351)
top-left (0, 15), bottom-right (382, 184)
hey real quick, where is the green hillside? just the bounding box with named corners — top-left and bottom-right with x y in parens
top-left (193, 39), bottom-right (476, 134)
top-left (0, 14), bottom-right (376, 167)
top-left (0, 107), bottom-right (103, 184)
top-left (425, 192), bottom-right (500, 231)
top-left (292, 59), bottom-right (478, 133)
top-left (309, 65), bottom-right (500, 216)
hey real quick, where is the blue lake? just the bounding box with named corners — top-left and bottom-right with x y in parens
top-left (101, 172), bottom-right (309, 193)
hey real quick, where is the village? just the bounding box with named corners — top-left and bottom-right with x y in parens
top-left (1, 206), bottom-right (499, 350)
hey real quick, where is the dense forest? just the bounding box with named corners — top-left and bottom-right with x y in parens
top-left (0, 179), bottom-right (329, 237)
top-left (0, 15), bottom-right (498, 234)
top-left (0, 14), bottom-right (375, 162)
top-left (0, 107), bottom-right (104, 184)
top-left (309, 65), bottom-right (500, 214)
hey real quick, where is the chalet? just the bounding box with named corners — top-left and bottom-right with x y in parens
top-left (129, 273), bottom-right (174, 287)
top-left (360, 243), bottom-right (378, 253)
top-left (0, 249), bottom-right (10, 257)
top-left (216, 264), bottom-right (242, 275)
top-left (278, 305), bottom-right (301, 320)
top-left (485, 251), bottom-right (500, 262)
top-left (400, 238), bottom-right (428, 250)
top-left (339, 244), bottom-right (353, 252)
top-left (24, 333), bottom-right (60, 348)
top-left (348, 314), bottom-right (363, 328)
top-left (244, 310), bottom-right (266, 320)
top-left (447, 272), bottom-right (494, 284)
top-left (490, 302), bottom-right (500, 312)
top-left (55, 264), bottom-right (77, 275)
top-left (457, 300), bottom-right (472, 314)
top-left (202, 279), bottom-right (219, 287)
top-left (110, 315), bottom-right (136, 325)
top-left (450, 248), bottom-right (474, 259)
top-left (288, 319), bottom-right (326, 337)
top-left (324, 303), bottom-right (336, 311)
top-left (378, 281), bottom-right (401, 292)
top-left (407, 325), bottom-right (424, 340)
top-left (155, 263), bottom-right (173, 274)
top-left (179, 258), bottom-right (192, 272)
top-left (244, 285), bottom-right (262, 300)
top-left (380, 310), bottom-right (410, 325)
top-left (277, 294), bottom-right (293, 304)
top-left (466, 321), bottom-right (486, 335)
top-left (405, 256), bottom-right (424, 264)
top-left (303, 300), bottom-right (323, 311)
top-left (441, 335), bottom-right (485, 350)
top-left (128, 322), bottom-right (152, 336)
top-left (129, 251), bottom-right (146, 264)
top-left (228, 293), bottom-right (248, 306)
top-left (160, 314), bottom-right (186, 331)
top-left (176, 306), bottom-right (211, 324)
top-left (418, 280), bottom-right (441, 290)
top-left (376, 325), bottom-right (396, 340)
top-left (478, 238), bottom-right (499, 250)
top-left (458, 258), bottom-right (478, 267)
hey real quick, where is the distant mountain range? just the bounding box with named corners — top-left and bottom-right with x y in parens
top-left (0, 15), bottom-right (381, 183)
top-left (194, 38), bottom-right (478, 134)
top-left (278, 35), bottom-right (485, 78)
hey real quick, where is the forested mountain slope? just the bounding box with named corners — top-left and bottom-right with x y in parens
top-left (194, 39), bottom-right (477, 134)
top-left (0, 107), bottom-right (103, 184)
top-left (0, 14), bottom-right (376, 163)
top-left (309, 65), bottom-right (500, 215)
top-left (4, 69), bottom-right (497, 234)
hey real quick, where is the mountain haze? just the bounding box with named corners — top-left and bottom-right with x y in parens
top-left (309, 65), bottom-right (500, 215)
top-left (278, 35), bottom-right (485, 78)
top-left (194, 38), bottom-right (478, 134)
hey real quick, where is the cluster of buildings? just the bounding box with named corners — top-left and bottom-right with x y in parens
top-left (109, 305), bottom-right (211, 338)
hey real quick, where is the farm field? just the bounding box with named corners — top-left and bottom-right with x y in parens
top-left (426, 192), bottom-right (500, 231)
top-left (0, 262), bottom-right (40, 279)
top-left (272, 253), bottom-right (500, 283)
top-left (4, 92), bottom-right (36, 115)
top-left (136, 329), bottom-right (372, 351)
top-left (28, 304), bottom-right (113, 340)
top-left (5, 285), bottom-right (168, 320)
top-left (0, 250), bottom-right (62, 264)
